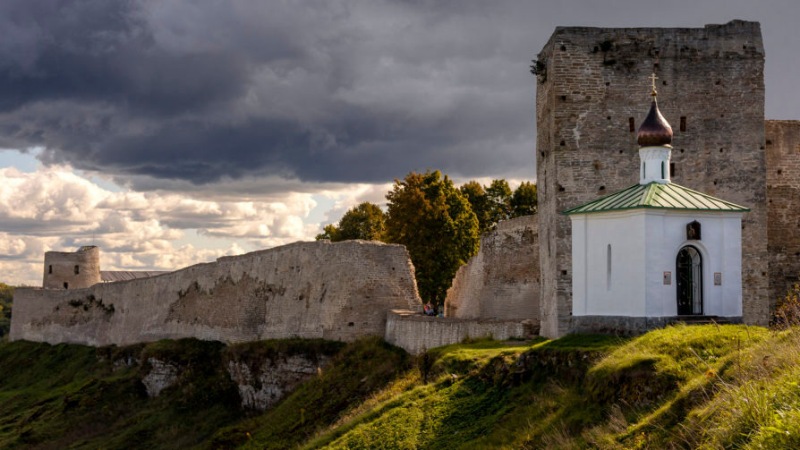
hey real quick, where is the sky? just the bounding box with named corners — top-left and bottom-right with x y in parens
top-left (1, 0), bottom-right (798, 286)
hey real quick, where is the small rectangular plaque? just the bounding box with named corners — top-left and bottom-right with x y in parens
top-left (663, 271), bottom-right (672, 285)
top-left (714, 272), bottom-right (722, 286)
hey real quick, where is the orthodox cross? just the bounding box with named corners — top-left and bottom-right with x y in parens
top-left (649, 73), bottom-right (658, 97)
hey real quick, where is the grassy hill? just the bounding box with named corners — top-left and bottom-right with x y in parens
top-left (1, 324), bottom-right (799, 449)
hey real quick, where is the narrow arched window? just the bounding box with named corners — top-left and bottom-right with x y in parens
top-left (48, 265), bottom-right (53, 274)
top-left (661, 161), bottom-right (665, 179)
top-left (607, 244), bottom-right (612, 290)
top-left (74, 265), bottom-right (80, 275)
top-left (642, 162), bottom-right (646, 179)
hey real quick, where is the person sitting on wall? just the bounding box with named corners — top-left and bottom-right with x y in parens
top-left (423, 302), bottom-right (434, 316)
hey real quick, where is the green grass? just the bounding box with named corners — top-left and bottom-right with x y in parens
top-left (2, 325), bottom-right (799, 449)
top-left (297, 325), bottom-right (778, 449)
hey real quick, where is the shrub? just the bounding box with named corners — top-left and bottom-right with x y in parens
top-left (771, 283), bottom-right (800, 329)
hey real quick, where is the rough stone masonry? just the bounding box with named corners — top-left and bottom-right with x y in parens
top-left (445, 215), bottom-right (540, 323)
top-left (766, 121), bottom-right (800, 302)
top-left (11, 241), bottom-right (422, 346)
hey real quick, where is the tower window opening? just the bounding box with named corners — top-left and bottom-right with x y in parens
top-left (48, 265), bottom-right (52, 274)
top-left (680, 116), bottom-right (687, 132)
top-left (661, 162), bottom-right (666, 179)
top-left (670, 162), bottom-right (676, 176)
top-left (74, 265), bottom-right (80, 275)
top-left (629, 117), bottom-right (635, 132)
top-left (63, 282), bottom-right (69, 290)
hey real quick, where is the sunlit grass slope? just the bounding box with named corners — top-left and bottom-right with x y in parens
top-left (3, 325), bottom-right (800, 449)
top-left (297, 324), bottom-right (797, 449)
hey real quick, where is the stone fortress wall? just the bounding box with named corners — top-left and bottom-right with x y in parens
top-left (765, 121), bottom-right (800, 301)
top-left (536, 20), bottom-right (770, 337)
top-left (11, 241), bottom-right (422, 347)
top-left (42, 246), bottom-right (102, 290)
top-left (444, 215), bottom-right (540, 323)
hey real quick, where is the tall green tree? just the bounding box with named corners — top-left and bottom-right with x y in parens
top-left (386, 171), bottom-right (479, 307)
top-left (315, 224), bottom-right (341, 242)
top-left (485, 179), bottom-right (513, 227)
top-left (460, 179), bottom-right (519, 232)
top-left (0, 282), bottom-right (13, 338)
top-left (316, 202), bottom-right (386, 242)
top-left (511, 181), bottom-right (538, 217)
top-left (459, 181), bottom-right (492, 233)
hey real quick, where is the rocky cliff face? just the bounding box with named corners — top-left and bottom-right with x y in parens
top-left (142, 358), bottom-right (179, 397)
top-left (133, 339), bottom-right (340, 411)
top-left (227, 354), bottom-right (330, 410)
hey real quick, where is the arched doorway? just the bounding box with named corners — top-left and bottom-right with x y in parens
top-left (676, 246), bottom-right (703, 315)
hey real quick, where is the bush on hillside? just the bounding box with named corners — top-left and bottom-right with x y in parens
top-left (771, 282), bottom-right (800, 329)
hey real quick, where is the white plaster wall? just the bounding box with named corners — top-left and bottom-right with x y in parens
top-left (572, 209), bottom-right (743, 319)
top-left (572, 211), bottom-right (647, 317)
top-left (645, 212), bottom-right (743, 317)
top-left (639, 146), bottom-right (671, 184)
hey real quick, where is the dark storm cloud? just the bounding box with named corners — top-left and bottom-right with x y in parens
top-left (0, 1), bottom-right (249, 115)
top-left (0, 0), bottom-right (542, 188)
top-left (0, 0), bottom-right (798, 191)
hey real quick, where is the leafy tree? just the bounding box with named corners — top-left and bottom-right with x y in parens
top-left (459, 181), bottom-right (492, 233)
top-left (0, 282), bottom-right (13, 338)
top-left (336, 202), bottom-right (386, 241)
top-left (385, 171), bottom-right (479, 307)
top-left (315, 224), bottom-right (341, 241)
top-left (485, 179), bottom-right (513, 227)
top-left (316, 202), bottom-right (386, 242)
top-left (511, 181), bottom-right (538, 217)
top-left (460, 179), bottom-right (524, 232)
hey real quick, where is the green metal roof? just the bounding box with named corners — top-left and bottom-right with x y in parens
top-left (563, 182), bottom-right (750, 215)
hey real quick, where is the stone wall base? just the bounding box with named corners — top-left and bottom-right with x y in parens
top-left (570, 315), bottom-right (743, 336)
top-left (385, 310), bottom-right (538, 355)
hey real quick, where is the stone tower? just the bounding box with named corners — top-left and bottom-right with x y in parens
top-left (43, 246), bottom-right (102, 289)
top-left (535, 20), bottom-right (767, 337)
top-left (765, 121), bottom-right (800, 302)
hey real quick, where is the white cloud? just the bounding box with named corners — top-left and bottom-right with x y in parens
top-left (0, 163), bottom-right (395, 286)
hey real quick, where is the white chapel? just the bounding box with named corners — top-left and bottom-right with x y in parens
top-left (566, 76), bottom-right (749, 333)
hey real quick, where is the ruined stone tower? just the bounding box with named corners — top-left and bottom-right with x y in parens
top-left (43, 245), bottom-right (102, 290)
top-left (536, 20), bottom-right (768, 337)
